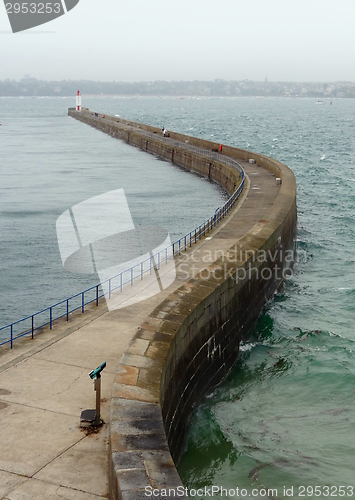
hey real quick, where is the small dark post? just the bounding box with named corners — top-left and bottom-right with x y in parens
top-left (94, 374), bottom-right (101, 426)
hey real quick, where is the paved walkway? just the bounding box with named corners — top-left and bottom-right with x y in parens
top-left (0, 160), bottom-right (279, 499)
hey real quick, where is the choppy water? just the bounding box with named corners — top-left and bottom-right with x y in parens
top-left (174, 97), bottom-right (355, 497)
top-left (1, 96), bottom-right (354, 496)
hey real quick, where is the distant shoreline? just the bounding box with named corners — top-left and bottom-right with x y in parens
top-left (0, 94), bottom-right (348, 99)
top-left (0, 78), bottom-right (354, 98)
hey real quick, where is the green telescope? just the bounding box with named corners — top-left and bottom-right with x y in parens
top-left (89, 362), bottom-right (106, 379)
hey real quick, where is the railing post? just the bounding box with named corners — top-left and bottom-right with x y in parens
top-left (131, 267), bottom-right (133, 286)
top-left (96, 285), bottom-right (99, 306)
top-left (179, 239), bottom-right (181, 256)
top-left (184, 235), bottom-right (187, 250)
top-left (109, 279), bottom-right (111, 299)
top-left (50, 307), bottom-right (52, 329)
top-left (141, 261), bottom-right (144, 279)
top-left (11, 324), bottom-right (13, 349)
top-left (31, 315), bottom-right (34, 339)
top-left (120, 273), bottom-right (123, 292)
top-left (195, 228), bottom-right (197, 243)
top-left (67, 299), bottom-right (69, 321)
top-left (82, 292), bottom-right (84, 313)
top-left (172, 243), bottom-right (175, 255)
top-left (158, 252), bottom-right (160, 270)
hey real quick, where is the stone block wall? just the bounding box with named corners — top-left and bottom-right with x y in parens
top-left (68, 109), bottom-right (297, 500)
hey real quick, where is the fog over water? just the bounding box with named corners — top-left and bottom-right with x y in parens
top-left (1, 0), bottom-right (355, 82)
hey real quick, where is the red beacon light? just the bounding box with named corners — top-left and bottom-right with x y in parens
top-left (76, 90), bottom-right (82, 111)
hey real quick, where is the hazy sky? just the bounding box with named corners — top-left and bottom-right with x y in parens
top-left (1, 0), bottom-right (354, 82)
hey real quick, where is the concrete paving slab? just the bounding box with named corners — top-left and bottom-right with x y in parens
top-left (0, 358), bottom-right (115, 418)
top-left (0, 305), bottom-right (109, 373)
top-left (34, 428), bottom-right (109, 497)
top-left (5, 477), bottom-right (107, 500)
top-left (0, 470), bottom-right (27, 499)
top-left (32, 315), bottom-right (144, 374)
top-left (0, 402), bottom-right (83, 476)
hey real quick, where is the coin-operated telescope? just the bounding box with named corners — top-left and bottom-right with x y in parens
top-left (80, 362), bottom-right (106, 428)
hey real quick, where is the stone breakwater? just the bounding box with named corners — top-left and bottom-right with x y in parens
top-left (68, 108), bottom-right (297, 500)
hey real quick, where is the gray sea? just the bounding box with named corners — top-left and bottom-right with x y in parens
top-left (1, 96), bottom-right (355, 497)
top-left (0, 96), bottom-right (228, 335)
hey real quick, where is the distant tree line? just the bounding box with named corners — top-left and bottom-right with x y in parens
top-left (0, 78), bottom-right (354, 97)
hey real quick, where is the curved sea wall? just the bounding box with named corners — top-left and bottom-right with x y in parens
top-left (68, 109), bottom-right (242, 196)
top-left (68, 109), bottom-right (297, 500)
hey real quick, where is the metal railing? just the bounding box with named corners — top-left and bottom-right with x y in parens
top-left (0, 127), bottom-right (244, 349)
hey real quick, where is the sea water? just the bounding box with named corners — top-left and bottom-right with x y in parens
top-left (1, 96), bottom-right (354, 497)
top-left (0, 96), bottom-right (228, 336)
top-left (174, 97), bottom-right (355, 498)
